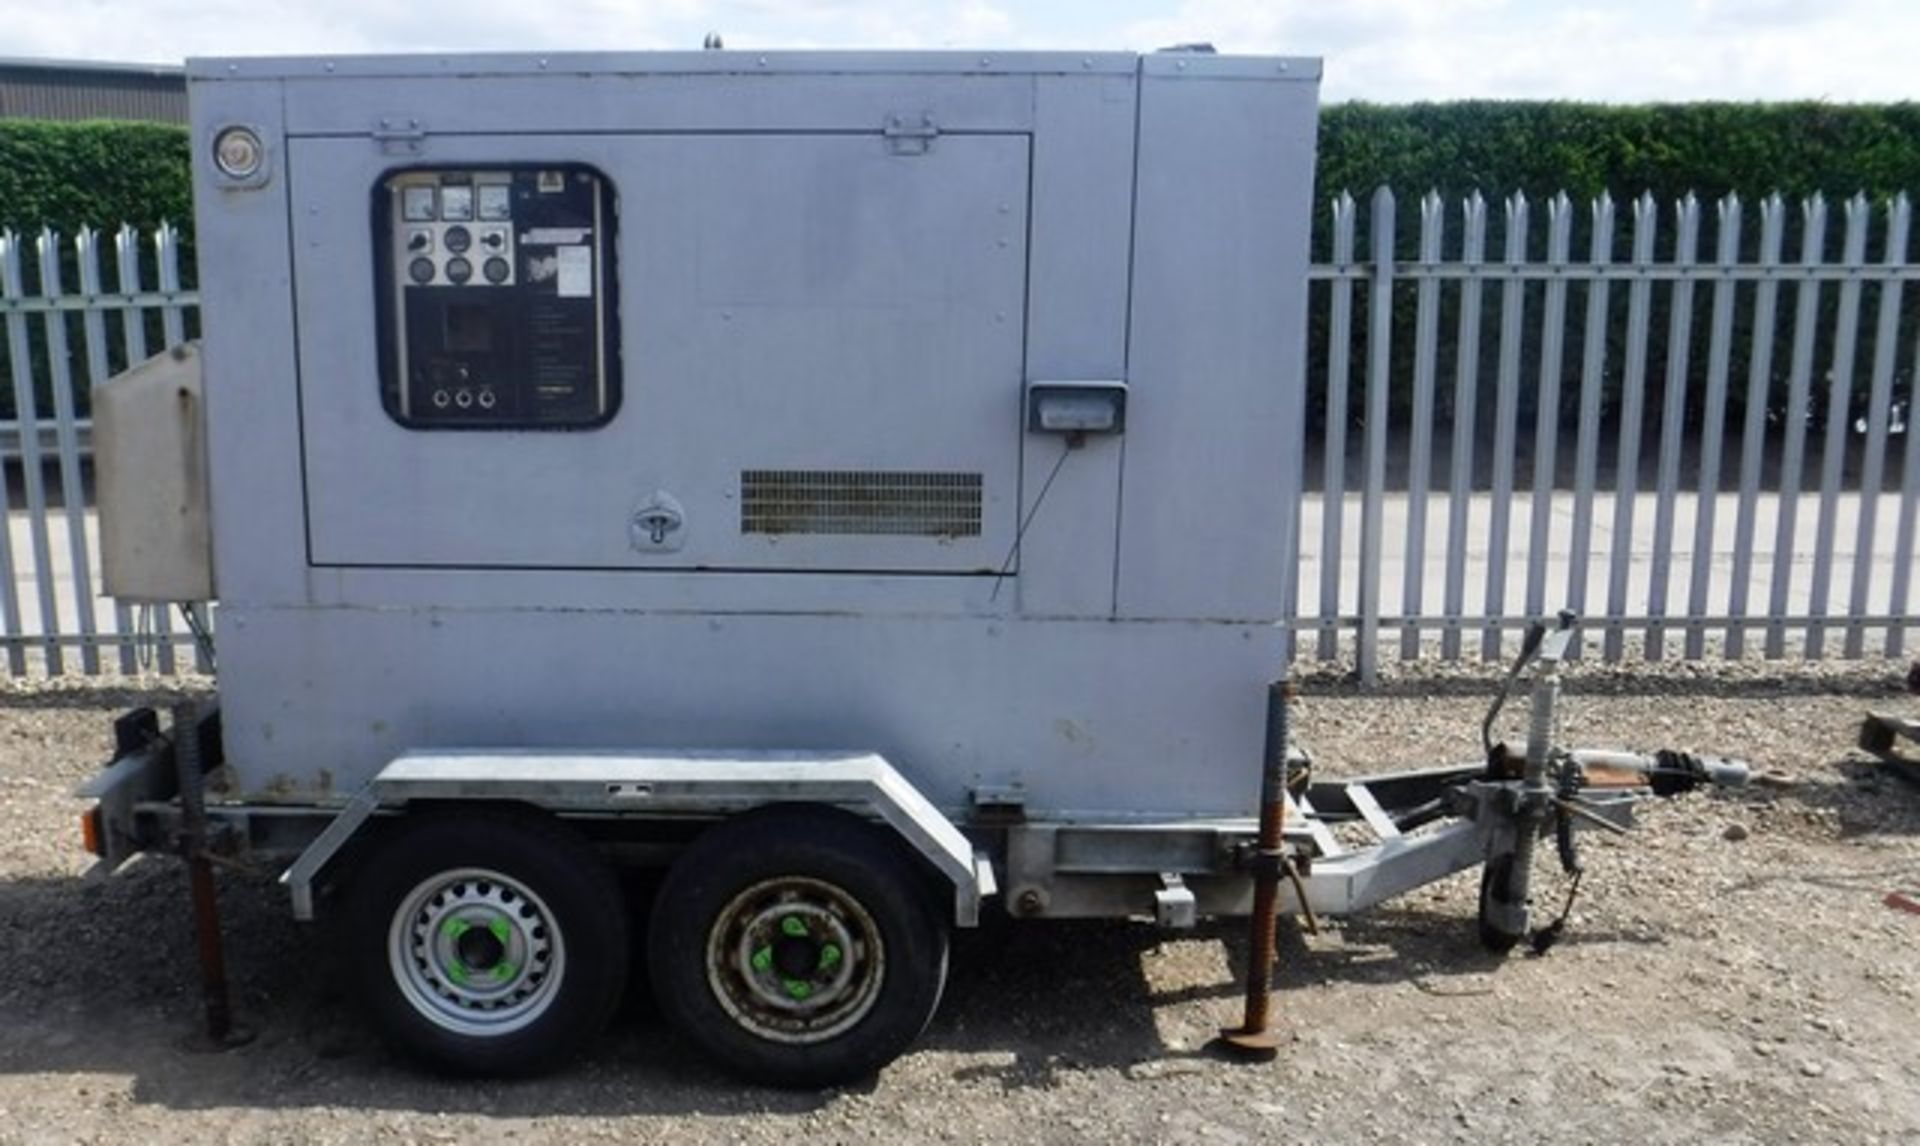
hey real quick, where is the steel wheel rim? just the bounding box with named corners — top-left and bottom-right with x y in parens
top-left (388, 867), bottom-right (566, 1037)
top-left (706, 875), bottom-right (886, 1045)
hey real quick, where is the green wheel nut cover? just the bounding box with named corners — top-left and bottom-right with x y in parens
top-left (819, 943), bottom-right (842, 969)
top-left (784, 979), bottom-right (814, 1000)
top-left (751, 946), bottom-right (774, 972)
top-left (781, 916), bottom-right (809, 938)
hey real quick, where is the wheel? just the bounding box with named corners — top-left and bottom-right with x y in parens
top-left (648, 805), bottom-right (949, 1087)
top-left (1477, 851), bottom-right (1525, 954)
top-left (340, 809), bottom-right (629, 1076)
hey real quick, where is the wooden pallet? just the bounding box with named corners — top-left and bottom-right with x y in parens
top-left (1860, 712), bottom-right (1920, 785)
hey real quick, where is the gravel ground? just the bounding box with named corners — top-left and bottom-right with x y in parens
top-left (3, 659), bottom-right (1919, 1144)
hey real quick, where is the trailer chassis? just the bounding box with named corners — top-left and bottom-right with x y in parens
top-left (75, 612), bottom-right (1748, 1080)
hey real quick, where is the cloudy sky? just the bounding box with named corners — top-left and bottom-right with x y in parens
top-left (3, 0), bottom-right (1914, 102)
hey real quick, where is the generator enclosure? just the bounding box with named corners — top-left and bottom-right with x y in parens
top-left (187, 51), bottom-right (1320, 819)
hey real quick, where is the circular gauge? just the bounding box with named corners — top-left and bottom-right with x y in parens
top-left (407, 257), bottom-right (435, 285)
top-left (443, 225), bottom-right (472, 254)
top-left (483, 257), bottom-right (511, 284)
top-left (445, 257), bottom-right (473, 285)
top-left (212, 126), bottom-right (264, 179)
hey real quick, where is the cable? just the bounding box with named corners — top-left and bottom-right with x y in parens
top-left (989, 440), bottom-right (1075, 603)
top-left (178, 603), bottom-right (216, 672)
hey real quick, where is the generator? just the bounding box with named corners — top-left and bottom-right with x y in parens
top-left (77, 48), bottom-right (1747, 1086)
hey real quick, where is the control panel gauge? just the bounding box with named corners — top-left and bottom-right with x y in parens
top-left (376, 166), bottom-right (618, 429)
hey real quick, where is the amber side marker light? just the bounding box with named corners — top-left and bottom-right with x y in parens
top-left (80, 808), bottom-right (103, 857)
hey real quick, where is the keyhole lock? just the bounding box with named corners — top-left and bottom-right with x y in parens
top-left (629, 492), bottom-right (687, 553)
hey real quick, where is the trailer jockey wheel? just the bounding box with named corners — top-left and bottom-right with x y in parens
top-left (340, 810), bottom-right (629, 1076)
top-left (1476, 852), bottom-right (1526, 954)
top-left (649, 806), bottom-right (949, 1087)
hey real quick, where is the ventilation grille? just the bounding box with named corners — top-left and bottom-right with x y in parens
top-left (740, 470), bottom-right (984, 538)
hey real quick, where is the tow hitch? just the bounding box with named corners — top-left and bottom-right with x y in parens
top-left (1220, 612), bottom-right (1750, 1055)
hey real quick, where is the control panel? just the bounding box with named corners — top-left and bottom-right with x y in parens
top-left (375, 166), bottom-right (619, 429)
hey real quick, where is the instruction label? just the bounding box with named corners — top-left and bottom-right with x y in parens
top-left (556, 246), bottom-right (593, 298)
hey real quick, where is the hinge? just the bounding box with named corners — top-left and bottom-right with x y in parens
top-left (882, 112), bottom-right (939, 156)
top-left (371, 116), bottom-right (427, 154)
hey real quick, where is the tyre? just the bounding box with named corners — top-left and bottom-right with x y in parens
top-left (340, 809), bottom-right (629, 1076)
top-left (1477, 851), bottom-right (1525, 954)
top-left (648, 806), bottom-right (949, 1087)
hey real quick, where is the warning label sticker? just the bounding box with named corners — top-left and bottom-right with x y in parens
top-left (556, 246), bottom-right (593, 298)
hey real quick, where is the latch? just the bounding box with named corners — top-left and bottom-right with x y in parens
top-left (629, 491), bottom-right (687, 553)
top-left (371, 117), bottom-right (427, 155)
top-left (882, 113), bottom-right (939, 156)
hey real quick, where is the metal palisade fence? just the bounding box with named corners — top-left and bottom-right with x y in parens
top-left (2, 194), bottom-right (1918, 680)
top-left (1303, 188), bottom-right (1919, 680)
top-left (1, 223), bottom-right (205, 677)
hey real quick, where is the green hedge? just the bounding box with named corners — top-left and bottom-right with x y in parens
top-left (0, 123), bottom-right (193, 422)
top-left (1317, 101), bottom-right (1920, 210)
top-left (0, 121), bottom-right (190, 236)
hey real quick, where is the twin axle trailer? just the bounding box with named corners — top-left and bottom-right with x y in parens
top-left (77, 49), bottom-right (1746, 1085)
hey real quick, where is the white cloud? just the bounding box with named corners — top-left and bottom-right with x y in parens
top-left (1, 0), bottom-right (1914, 101)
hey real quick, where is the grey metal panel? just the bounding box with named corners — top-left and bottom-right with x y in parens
top-left (213, 605), bottom-right (1284, 822)
top-left (1115, 73), bottom-right (1317, 621)
top-left (1318, 193), bottom-right (1355, 660)
top-left (282, 72), bottom-right (1039, 137)
top-left (1604, 196), bottom-right (1658, 662)
top-left (1687, 195), bottom-right (1741, 659)
top-left (0, 63), bottom-right (186, 123)
top-left (1441, 194), bottom-right (1486, 661)
top-left (188, 78), bottom-right (310, 615)
top-left (1524, 195), bottom-right (1572, 627)
top-left (1482, 193), bottom-right (1527, 660)
top-left (1766, 197), bottom-right (1827, 659)
top-left (196, 51), bottom-right (1319, 83)
top-left (1849, 197), bottom-right (1910, 656)
top-left (1357, 187), bottom-right (1394, 680)
top-left (1015, 74), bottom-right (1135, 618)
top-left (1727, 197), bottom-right (1785, 657)
top-left (35, 233), bottom-right (98, 674)
top-left (290, 131), bottom-right (1027, 575)
top-left (96, 345), bottom-right (214, 602)
top-left (1646, 195), bottom-right (1699, 659)
top-left (1400, 192), bottom-right (1444, 659)
top-left (1805, 196), bottom-right (1871, 658)
top-left (205, 51), bottom-right (1146, 82)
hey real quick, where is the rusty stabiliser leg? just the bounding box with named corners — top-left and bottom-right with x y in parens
top-left (173, 702), bottom-right (254, 1051)
top-left (1216, 678), bottom-right (1294, 1059)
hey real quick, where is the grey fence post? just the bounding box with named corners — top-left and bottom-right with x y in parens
top-left (1356, 186), bottom-right (1396, 683)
